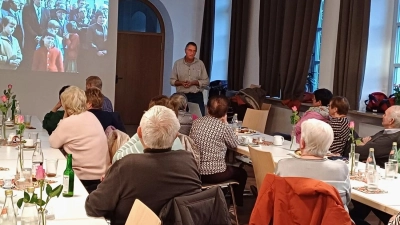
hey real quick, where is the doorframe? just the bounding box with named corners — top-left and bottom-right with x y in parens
top-left (117, 0), bottom-right (167, 96)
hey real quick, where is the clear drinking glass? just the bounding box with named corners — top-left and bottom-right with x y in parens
top-left (24, 115), bottom-right (32, 126)
top-left (366, 170), bottom-right (379, 191)
top-left (45, 159), bottom-right (58, 178)
top-left (385, 162), bottom-right (397, 180)
top-left (237, 121), bottom-right (243, 129)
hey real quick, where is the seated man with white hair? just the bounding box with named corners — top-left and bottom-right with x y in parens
top-left (85, 106), bottom-right (202, 225)
top-left (275, 119), bottom-right (351, 211)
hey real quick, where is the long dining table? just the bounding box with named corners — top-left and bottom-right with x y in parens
top-left (233, 132), bottom-right (400, 216)
top-left (0, 116), bottom-right (108, 225)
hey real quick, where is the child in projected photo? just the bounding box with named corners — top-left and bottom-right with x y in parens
top-left (65, 21), bottom-right (80, 73)
top-left (0, 16), bottom-right (22, 70)
top-left (32, 32), bottom-right (64, 72)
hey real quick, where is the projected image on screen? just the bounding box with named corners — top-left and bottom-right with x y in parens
top-left (0, 0), bottom-right (110, 74)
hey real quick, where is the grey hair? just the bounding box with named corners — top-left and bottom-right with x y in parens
top-left (170, 93), bottom-right (188, 111)
top-left (300, 119), bottom-right (334, 157)
top-left (140, 105), bottom-right (180, 149)
top-left (388, 105), bottom-right (400, 128)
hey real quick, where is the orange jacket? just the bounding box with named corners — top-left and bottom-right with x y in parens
top-left (250, 174), bottom-right (354, 225)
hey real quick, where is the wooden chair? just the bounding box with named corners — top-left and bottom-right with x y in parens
top-left (187, 102), bottom-right (202, 118)
top-left (125, 199), bottom-right (161, 225)
top-left (242, 107), bottom-right (270, 133)
top-left (248, 146), bottom-right (276, 190)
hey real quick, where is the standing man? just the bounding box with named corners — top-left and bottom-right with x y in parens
top-left (170, 42), bottom-right (209, 116)
top-left (5, 0), bottom-right (23, 48)
top-left (22, 0), bottom-right (50, 69)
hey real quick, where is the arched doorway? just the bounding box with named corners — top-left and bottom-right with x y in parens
top-left (115, 0), bottom-right (165, 125)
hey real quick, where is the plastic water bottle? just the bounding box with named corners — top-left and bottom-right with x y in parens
top-left (232, 114), bottom-right (238, 129)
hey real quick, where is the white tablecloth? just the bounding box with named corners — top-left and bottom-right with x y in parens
top-left (0, 116), bottom-right (108, 224)
top-left (234, 133), bottom-right (400, 215)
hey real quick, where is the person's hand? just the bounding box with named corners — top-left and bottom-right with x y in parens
top-left (52, 101), bottom-right (62, 112)
top-left (100, 174), bottom-right (105, 182)
top-left (182, 81), bottom-right (191, 88)
top-left (9, 60), bottom-right (18, 66)
top-left (97, 51), bottom-right (105, 56)
top-left (362, 136), bottom-right (371, 143)
top-left (190, 80), bottom-right (199, 87)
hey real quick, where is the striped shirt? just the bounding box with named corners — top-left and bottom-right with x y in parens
top-left (329, 117), bottom-right (350, 155)
top-left (102, 96), bottom-right (113, 112)
top-left (112, 133), bottom-right (184, 163)
top-left (389, 213), bottom-right (400, 225)
top-left (189, 115), bottom-right (240, 175)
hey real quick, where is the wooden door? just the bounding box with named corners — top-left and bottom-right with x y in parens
top-left (115, 32), bottom-right (163, 125)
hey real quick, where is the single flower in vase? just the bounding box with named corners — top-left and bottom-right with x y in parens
top-left (349, 121), bottom-right (356, 175)
top-left (17, 165), bottom-right (63, 225)
top-left (290, 106), bottom-right (300, 149)
top-left (0, 84), bottom-right (16, 118)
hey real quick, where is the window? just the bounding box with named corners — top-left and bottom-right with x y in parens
top-left (306, 0), bottom-right (324, 92)
top-left (392, 1), bottom-right (400, 86)
top-left (118, 0), bottom-right (161, 33)
top-left (210, 0), bottom-right (232, 81)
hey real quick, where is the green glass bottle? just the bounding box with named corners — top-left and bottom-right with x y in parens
top-left (62, 154), bottom-right (74, 197)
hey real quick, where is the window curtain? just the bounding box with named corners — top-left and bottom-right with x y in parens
top-left (199, 0), bottom-right (215, 79)
top-left (333, 0), bottom-right (371, 110)
top-left (259, 0), bottom-right (321, 106)
top-left (227, 0), bottom-right (250, 90)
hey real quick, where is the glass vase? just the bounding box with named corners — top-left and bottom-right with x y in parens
top-left (349, 143), bottom-right (356, 176)
top-left (16, 147), bottom-right (24, 180)
top-left (290, 125), bottom-right (296, 150)
top-left (1, 113), bottom-right (6, 141)
top-left (21, 203), bottom-right (39, 225)
top-left (38, 208), bottom-right (47, 225)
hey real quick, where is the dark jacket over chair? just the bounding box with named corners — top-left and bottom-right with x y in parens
top-left (159, 186), bottom-right (231, 225)
top-left (88, 109), bottom-right (126, 133)
top-left (85, 149), bottom-right (202, 225)
top-left (356, 130), bottom-right (400, 168)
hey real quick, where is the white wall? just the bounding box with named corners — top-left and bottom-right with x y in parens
top-left (359, 0), bottom-right (395, 110)
top-left (0, 0), bottom-right (205, 120)
top-left (156, 0), bottom-right (204, 95)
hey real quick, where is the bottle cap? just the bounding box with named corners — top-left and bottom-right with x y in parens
top-left (26, 187), bottom-right (35, 193)
top-left (369, 148), bottom-right (374, 152)
top-left (5, 189), bottom-right (13, 196)
top-left (393, 142), bottom-right (397, 145)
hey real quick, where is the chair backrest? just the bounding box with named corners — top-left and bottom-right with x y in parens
top-left (159, 187), bottom-right (230, 225)
top-left (249, 146), bottom-right (276, 190)
top-left (242, 108), bottom-right (270, 133)
top-left (187, 102), bottom-right (202, 118)
top-left (106, 128), bottom-right (130, 163)
top-left (125, 199), bottom-right (161, 225)
top-left (177, 133), bottom-right (200, 169)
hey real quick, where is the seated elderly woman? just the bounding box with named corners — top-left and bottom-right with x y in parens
top-left (328, 96), bottom-right (350, 155)
top-left (43, 85), bottom-right (70, 135)
top-left (49, 86), bottom-right (109, 193)
top-left (85, 87), bottom-right (126, 132)
top-left (170, 93), bottom-right (198, 135)
top-left (190, 95), bottom-right (247, 207)
top-left (275, 118), bottom-right (350, 211)
top-left (112, 95), bottom-right (183, 163)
